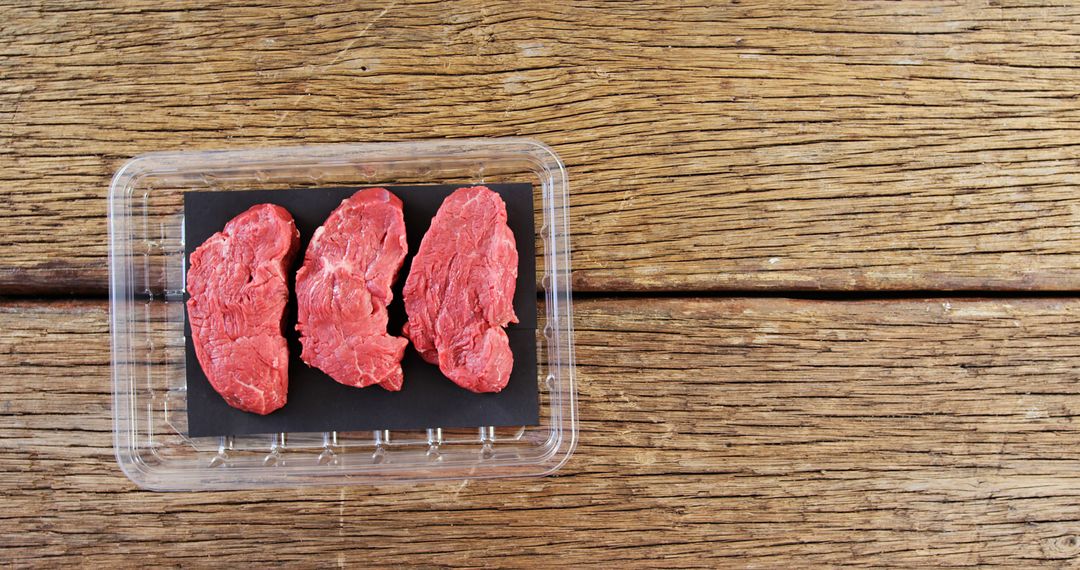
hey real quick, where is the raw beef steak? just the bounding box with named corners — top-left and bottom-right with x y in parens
top-left (295, 188), bottom-right (410, 390)
top-left (403, 185), bottom-right (519, 393)
top-left (186, 204), bottom-right (299, 415)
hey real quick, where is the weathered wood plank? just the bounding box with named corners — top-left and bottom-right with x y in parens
top-left (3, 1), bottom-right (1080, 293)
top-left (4, 297), bottom-right (1080, 565)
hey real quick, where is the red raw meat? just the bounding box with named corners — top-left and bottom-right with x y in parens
top-left (296, 188), bottom-right (410, 390)
top-left (186, 204), bottom-right (299, 415)
top-left (403, 185), bottom-right (519, 393)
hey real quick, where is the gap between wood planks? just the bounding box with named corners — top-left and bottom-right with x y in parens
top-left (5, 289), bottom-right (1080, 302)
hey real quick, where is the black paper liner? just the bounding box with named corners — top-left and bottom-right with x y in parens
top-left (183, 184), bottom-right (538, 437)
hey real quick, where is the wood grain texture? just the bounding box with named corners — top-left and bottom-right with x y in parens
top-left (5, 297), bottom-right (1080, 566)
top-left (3, 1), bottom-right (1080, 294)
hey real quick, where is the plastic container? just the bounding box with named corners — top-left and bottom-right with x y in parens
top-left (108, 139), bottom-right (577, 490)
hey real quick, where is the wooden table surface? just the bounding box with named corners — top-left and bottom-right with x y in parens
top-left (4, 1), bottom-right (1080, 566)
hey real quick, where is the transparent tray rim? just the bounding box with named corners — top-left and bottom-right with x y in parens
top-left (108, 138), bottom-right (577, 491)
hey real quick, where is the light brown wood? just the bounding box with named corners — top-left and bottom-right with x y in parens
top-left (3, 1), bottom-right (1080, 293)
top-left (5, 297), bottom-right (1080, 566)
top-left (6, 1), bottom-right (1080, 566)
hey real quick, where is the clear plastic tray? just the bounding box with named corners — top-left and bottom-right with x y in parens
top-left (108, 139), bottom-right (577, 490)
